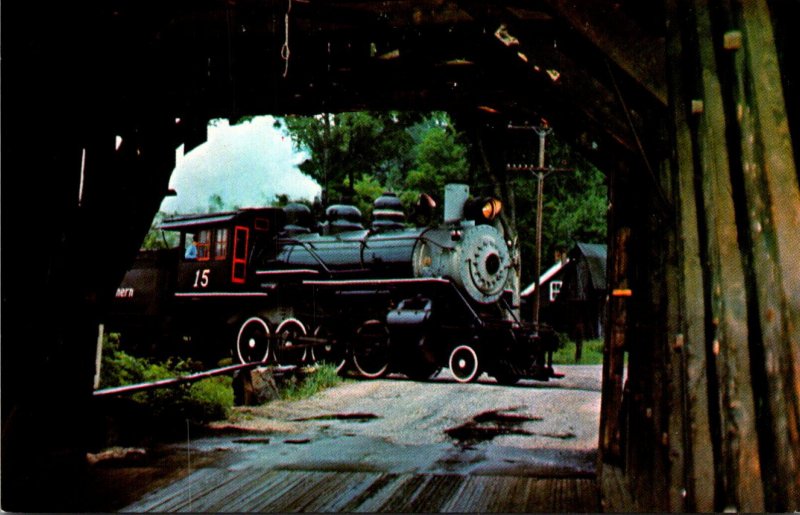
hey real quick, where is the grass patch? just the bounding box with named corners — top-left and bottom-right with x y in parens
top-left (551, 338), bottom-right (605, 365)
top-left (279, 364), bottom-right (347, 401)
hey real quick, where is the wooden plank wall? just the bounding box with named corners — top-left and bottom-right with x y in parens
top-left (601, 0), bottom-right (800, 511)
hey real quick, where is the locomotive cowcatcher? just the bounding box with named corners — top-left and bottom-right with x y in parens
top-left (107, 184), bottom-right (560, 384)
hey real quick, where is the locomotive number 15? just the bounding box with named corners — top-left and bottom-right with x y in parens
top-left (193, 269), bottom-right (211, 288)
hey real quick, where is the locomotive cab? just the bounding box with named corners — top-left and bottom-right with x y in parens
top-left (159, 208), bottom-right (286, 294)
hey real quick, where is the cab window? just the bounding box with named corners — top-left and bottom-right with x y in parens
top-left (196, 230), bottom-right (211, 260)
top-left (214, 228), bottom-right (229, 260)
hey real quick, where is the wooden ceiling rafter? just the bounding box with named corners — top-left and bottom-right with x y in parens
top-left (120, 0), bottom-right (670, 177)
top-left (540, 0), bottom-right (667, 106)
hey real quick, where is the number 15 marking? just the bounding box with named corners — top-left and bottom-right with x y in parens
top-left (193, 269), bottom-right (210, 288)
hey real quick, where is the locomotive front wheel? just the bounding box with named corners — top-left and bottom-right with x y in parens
top-left (449, 345), bottom-right (480, 383)
top-left (275, 318), bottom-right (308, 366)
top-left (312, 324), bottom-right (347, 373)
top-left (352, 320), bottom-right (390, 379)
top-left (236, 317), bottom-right (272, 364)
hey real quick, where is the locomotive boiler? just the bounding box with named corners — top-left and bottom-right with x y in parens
top-left (107, 184), bottom-right (559, 384)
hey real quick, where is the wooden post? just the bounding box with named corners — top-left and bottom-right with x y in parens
top-left (599, 220), bottom-right (630, 463)
top-left (664, 0), bottom-right (715, 510)
top-left (692, 0), bottom-right (763, 510)
top-left (722, 1), bottom-right (800, 509)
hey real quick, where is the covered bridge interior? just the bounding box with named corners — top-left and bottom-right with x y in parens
top-left (3, 0), bottom-right (799, 511)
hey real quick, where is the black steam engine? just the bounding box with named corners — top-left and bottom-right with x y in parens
top-left (107, 184), bottom-right (559, 384)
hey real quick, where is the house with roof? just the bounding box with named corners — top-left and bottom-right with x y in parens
top-left (520, 256), bottom-right (571, 322)
top-left (522, 242), bottom-right (608, 342)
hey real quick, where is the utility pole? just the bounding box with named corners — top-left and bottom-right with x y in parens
top-left (507, 122), bottom-right (571, 331)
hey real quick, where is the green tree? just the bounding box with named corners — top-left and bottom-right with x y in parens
top-left (405, 124), bottom-right (469, 195)
top-left (507, 134), bottom-right (608, 285)
top-left (140, 211), bottom-right (179, 250)
top-left (275, 112), bottom-right (421, 204)
top-left (276, 111), bottom-right (469, 213)
top-left (352, 174), bottom-right (385, 217)
top-left (276, 110), bottom-right (607, 291)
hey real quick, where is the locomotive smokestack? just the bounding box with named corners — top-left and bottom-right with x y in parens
top-left (444, 184), bottom-right (470, 224)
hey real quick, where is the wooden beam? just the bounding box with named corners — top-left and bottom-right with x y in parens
top-left (542, 0), bottom-right (667, 105)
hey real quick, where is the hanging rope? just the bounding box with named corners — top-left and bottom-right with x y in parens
top-left (281, 0), bottom-right (292, 78)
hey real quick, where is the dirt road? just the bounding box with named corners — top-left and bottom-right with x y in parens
top-left (215, 365), bottom-right (601, 452)
top-left (121, 365), bottom-right (602, 512)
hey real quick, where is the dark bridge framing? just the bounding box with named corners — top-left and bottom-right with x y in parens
top-left (2, 0), bottom-right (799, 511)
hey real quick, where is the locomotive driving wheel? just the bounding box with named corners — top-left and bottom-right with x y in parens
top-left (236, 317), bottom-right (272, 364)
top-left (352, 320), bottom-right (390, 379)
top-left (275, 318), bottom-right (308, 366)
top-left (449, 344), bottom-right (480, 383)
top-left (312, 324), bottom-right (347, 373)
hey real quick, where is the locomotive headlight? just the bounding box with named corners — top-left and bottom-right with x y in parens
top-left (464, 197), bottom-right (503, 224)
top-left (481, 198), bottom-right (502, 221)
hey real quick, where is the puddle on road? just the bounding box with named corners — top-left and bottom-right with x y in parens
top-left (445, 408), bottom-right (575, 447)
top-left (283, 438), bottom-right (312, 444)
top-left (232, 437), bottom-right (271, 444)
top-left (292, 412), bottom-right (379, 423)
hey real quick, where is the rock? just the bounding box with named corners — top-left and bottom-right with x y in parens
top-left (86, 446), bottom-right (146, 465)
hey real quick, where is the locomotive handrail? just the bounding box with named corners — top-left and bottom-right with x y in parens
top-left (277, 237), bottom-right (333, 275)
top-left (500, 296), bottom-right (522, 325)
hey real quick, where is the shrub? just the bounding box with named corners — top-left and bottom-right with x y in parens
top-left (186, 376), bottom-right (234, 421)
top-left (100, 333), bottom-right (233, 424)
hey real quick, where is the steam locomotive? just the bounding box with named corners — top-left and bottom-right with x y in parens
top-left (107, 184), bottom-right (559, 384)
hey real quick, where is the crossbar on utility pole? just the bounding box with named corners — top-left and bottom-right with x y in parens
top-left (507, 123), bottom-right (571, 331)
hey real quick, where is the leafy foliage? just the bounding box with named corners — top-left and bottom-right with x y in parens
top-left (405, 124), bottom-right (470, 194)
top-left (275, 112), bottom-right (470, 217)
top-left (140, 211), bottom-right (179, 250)
top-left (509, 137), bottom-right (608, 284)
top-left (275, 112), bottom-right (428, 203)
top-left (280, 113), bottom-right (607, 288)
top-left (100, 333), bottom-right (233, 423)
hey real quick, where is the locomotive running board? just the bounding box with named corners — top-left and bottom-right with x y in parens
top-left (174, 291), bottom-right (270, 298)
top-left (302, 277), bottom-right (451, 287)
